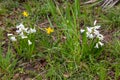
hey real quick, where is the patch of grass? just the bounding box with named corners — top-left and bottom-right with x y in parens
top-left (100, 4), bottom-right (120, 28)
top-left (0, 46), bottom-right (17, 79)
top-left (0, 0), bottom-right (120, 79)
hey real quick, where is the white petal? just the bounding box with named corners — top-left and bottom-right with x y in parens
top-left (86, 32), bottom-right (91, 38)
top-left (94, 25), bottom-right (101, 29)
top-left (16, 23), bottom-right (24, 29)
top-left (87, 27), bottom-right (92, 33)
top-left (87, 33), bottom-right (94, 39)
top-left (19, 23), bottom-right (25, 29)
top-left (30, 28), bottom-right (36, 33)
top-left (10, 36), bottom-right (17, 41)
top-left (98, 41), bottom-right (104, 46)
top-left (80, 29), bottom-right (85, 33)
top-left (19, 32), bottom-right (28, 39)
top-left (95, 43), bottom-right (99, 48)
top-left (97, 34), bottom-right (104, 40)
top-left (26, 30), bottom-right (30, 34)
top-left (26, 28), bottom-right (36, 34)
top-left (7, 33), bottom-right (13, 36)
top-left (89, 34), bottom-right (94, 38)
top-left (94, 30), bottom-right (99, 35)
top-left (21, 35), bottom-right (28, 39)
top-left (24, 28), bottom-right (28, 33)
top-left (94, 20), bottom-right (97, 25)
top-left (28, 40), bottom-right (32, 45)
top-left (16, 29), bottom-right (21, 34)
top-left (19, 32), bottom-right (24, 36)
top-left (86, 32), bottom-right (89, 37)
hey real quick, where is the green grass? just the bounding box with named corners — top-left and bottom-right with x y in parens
top-left (0, 0), bottom-right (120, 79)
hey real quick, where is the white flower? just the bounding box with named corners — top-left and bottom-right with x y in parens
top-left (10, 36), bottom-right (17, 41)
top-left (19, 32), bottom-right (26, 38)
top-left (94, 41), bottom-right (104, 48)
top-left (89, 34), bottom-right (94, 38)
top-left (87, 27), bottom-right (92, 33)
top-left (16, 29), bottom-right (21, 34)
top-left (28, 28), bottom-right (36, 34)
top-left (16, 23), bottom-right (25, 29)
top-left (80, 20), bottom-right (104, 49)
top-left (16, 23), bottom-right (28, 33)
top-left (28, 40), bottom-right (32, 45)
top-left (97, 34), bottom-right (104, 40)
top-left (21, 35), bottom-right (28, 39)
top-left (19, 32), bottom-right (27, 39)
top-left (87, 33), bottom-right (94, 39)
top-left (94, 25), bottom-right (101, 29)
top-left (19, 32), bottom-right (24, 36)
top-left (16, 27), bottom-right (23, 34)
top-left (94, 20), bottom-right (97, 25)
top-left (95, 43), bottom-right (99, 48)
top-left (94, 30), bottom-right (99, 35)
top-left (86, 31), bottom-right (94, 39)
top-left (98, 41), bottom-right (104, 46)
top-left (23, 28), bottom-right (28, 33)
top-left (7, 33), bottom-right (13, 36)
top-left (80, 29), bottom-right (85, 33)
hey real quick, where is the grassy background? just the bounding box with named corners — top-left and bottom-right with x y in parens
top-left (0, 0), bottom-right (120, 80)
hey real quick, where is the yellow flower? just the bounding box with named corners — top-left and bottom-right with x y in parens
top-left (45, 27), bottom-right (54, 34)
top-left (22, 11), bottom-right (29, 17)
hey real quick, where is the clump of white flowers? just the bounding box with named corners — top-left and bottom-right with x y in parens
top-left (8, 23), bottom-right (36, 45)
top-left (80, 20), bottom-right (104, 48)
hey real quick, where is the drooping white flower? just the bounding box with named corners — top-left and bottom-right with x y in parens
top-left (28, 40), bottom-right (32, 45)
top-left (10, 36), bottom-right (17, 41)
top-left (80, 29), bottom-right (85, 33)
top-left (86, 32), bottom-right (94, 39)
top-left (16, 23), bottom-right (25, 29)
top-left (95, 43), bottom-right (99, 48)
top-left (29, 28), bottom-right (36, 33)
top-left (94, 25), bottom-right (101, 29)
top-left (94, 29), bottom-right (100, 35)
top-left (94, 41), bottom-right (104, 48)
top-left (89, 34), bottom-right (94, 38)
top-left (87, 27), bottom-right (92, 33)
top-left (16, 29), bottom-right (21, 34)
top-left (19, 32), bottom-right (24, 36)
top-left (97, 34), bottom-right (104, 40)
top-left (7, 33), bottom-right (13, 36)
top-left (16, 27), bottom-right (23, 34)
top-left (16, 23), bottom-right (28, 33)
top-left (98, 41), bottom-right (104, 46)
top-left (21, 35), bottom-right (28, 39)
top-left (19, 32), bottom-right (28, 39)
top-left (23, 27), bottom-right (28, 33)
